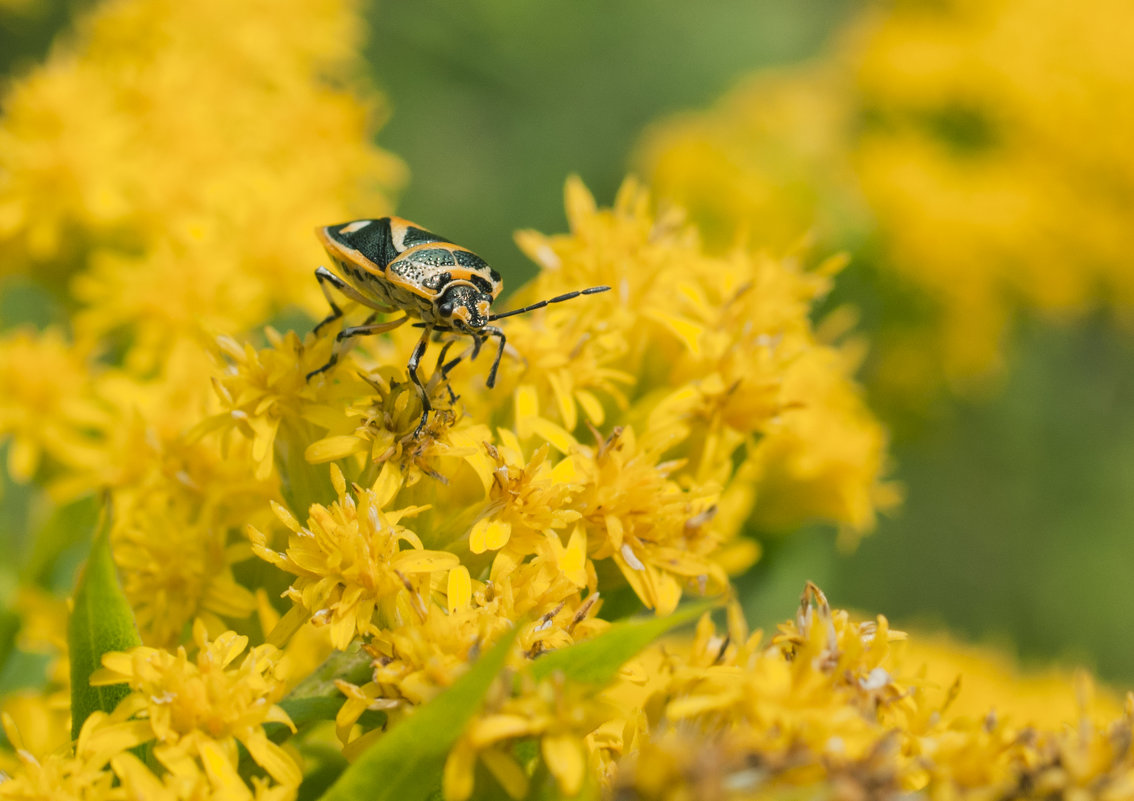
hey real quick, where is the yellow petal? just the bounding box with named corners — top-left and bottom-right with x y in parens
top-left (248, 414), bottom-right (280, 480)
top-left (550, 453), bottom-right (579, 484)
top-left (447, 566), bottom-right (471, 612)
top-left (551, 526), bottom-right (588, 588)
top-left (574, 389), bottom-right (605, 425)
top-left (373, 460), bottom-right (404, 507)
top-left (109, 753), bottom-right (163, 797)
top-left (197, 738), bottom-right (252, 800)
top-left (269, 500), bottom-right (302, 533)
top-left (546, 371), bottom-right (577, 431)
top-left (443, 738), bottom-right (477, 801)
top-left (616, 553), bottom-right (654, 609)
top-left (604, 514), bottom-right (624, 549)
top-left (393, 549), bottom-right (460, 573)
top-left (468, 714), bottom-right (539, 746)
top-left (497, 427), bottom-right (524, 458)
top-left (542, 732), bottom-right (586, 797)
top-left (564, 175), bottom-right (597, 232)
top-left (6, 437), bottom-right (39, 482)
top-left (80, 718), bottom-right (153, 769)
top-left (481, 746), bottom-right (530, 800)
top-left (642, 309), bottom-right (704, 355)
top-left (330, 463), bottom-right (347, 495)
top-left (667, 692), bottom-right (735, 719)
top-left (242, 729), bottom-right (303, 786)
top-left (470, 518), bottom-right (511, 554)
top-left (514, 383), bottom-right (540, 434)
top-left (654, 570), bottom-right (682, 616)
top-left (526, 417), bottom-right (576, 455)
top-left (305, 435), bottom-right (366, 463)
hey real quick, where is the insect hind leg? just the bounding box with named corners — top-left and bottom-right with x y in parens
top-left (312, 267), bottom-right (349, 334)
top-left (312, 266), bottom-right (396, 334)
top-left (306, 315), bottom-right (410, 380)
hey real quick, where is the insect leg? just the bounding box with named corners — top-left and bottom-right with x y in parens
top-left (430, 338), bottom-right (464, 403)
top-left (483, 326), bottom-right (508, 388)
top-left (433, 338), bottom-right (459, 373)
top-left (312, 267), bottom-right (349, 334)
top-left (306, 315), bottom-right (410, 380)
top-left (423, 338), bottom-right (458, 403)
top-left (312, 266), bottom-right (396, 334)
top-left (407, 326), bottom-right (434, 435)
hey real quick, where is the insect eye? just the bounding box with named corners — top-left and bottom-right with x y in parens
top-left (438, 302), bottom-right (454, 316)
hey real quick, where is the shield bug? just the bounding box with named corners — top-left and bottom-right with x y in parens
top-left (306, 217), bottom-right (609, 432)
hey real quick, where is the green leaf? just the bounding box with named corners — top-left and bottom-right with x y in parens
top-left (316, 627), bottom-right (518, 801)
top-left (24, 495), bottom-right (99, 590)
top-left (272, 643), bottom-right (375, 740)
top-left (528, 600), bottom-right (717, 685)
top-left (68, 499), bottom-right (141, 740)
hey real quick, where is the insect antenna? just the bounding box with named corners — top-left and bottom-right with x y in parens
top-left (487, 285), bottom-right (611, 322)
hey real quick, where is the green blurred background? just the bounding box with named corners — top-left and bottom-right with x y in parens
top-left (3, 0), bottom-right (1133, 682)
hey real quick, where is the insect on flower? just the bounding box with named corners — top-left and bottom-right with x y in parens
top-left (306, 217), bottom-right (610, 432)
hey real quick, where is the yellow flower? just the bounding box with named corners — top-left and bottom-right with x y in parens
top-left (249, 465), bottom-right (459, 650)
top-left (0, 0), bottom-right (405, 661)
top-left (90, 620), bottom-right (300, 790)
top-left (895, 632), bottom-right (1124, 729)
top-left (576, 425), bottom-right (725, 616)
top-left (0, 327), bottom-right (110, 483)
top-left (334, 552), bottom-right (607, 740)
top-left (445, 672), bottom-right (613, 801)
top-left (84, 362), bottom-right (276, 645)
top-left (466, 437), bottom-right (584, 556)
top-left (638, 64), bottom-right (864, 255)
top-left (199, 329), bottom-right (371, 483)
top-left (304, 364), bottom-right (490, 494)
top-left (513, 178), bottom-right (894, 541)
top-left (0, 713), bottom-right (119, 801)
top-left (0, 703), bottom-right (296, 801)
top-left (0, 0), bottom-right (403, 368)
top-left (109, 749), bottom-right (296, 801)
top-left (600, 584), bottom-right (1134, 800)
top-left (111, 495), bottom-right (259, 648)
top-left (640, 0), bottom-right (1134, 400)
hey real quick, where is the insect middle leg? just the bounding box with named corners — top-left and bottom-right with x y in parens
top-left (306, 315), bottom-right (410, 380)
top-left (407, 326), bottom-right (436, 435)
top-left (430, 338), bottom-right (465, 403)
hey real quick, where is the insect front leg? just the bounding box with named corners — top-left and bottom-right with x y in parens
top-left (407, 326), bottom-right (435, 435)
top-left (483, 326), bottom-right (508, 388)
top-left (306, 315), bottom-right (410, 380)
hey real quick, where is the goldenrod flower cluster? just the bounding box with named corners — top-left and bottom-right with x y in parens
top-left (214, 175), bottom-right (895, 795)
top-left (0, 0), bottom-right (1130, 800)
top-left (0, 0), bottom-right (402, 651)
top-left (640, 0), bottom-right (1134, 400)
top-left (608, 585), bottom-right (1134, 801)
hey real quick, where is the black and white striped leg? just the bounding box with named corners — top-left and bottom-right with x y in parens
top-left (306, 315), bottom-right (410, 380)
top-left (432, 339), bottom-right (462, 403)
top-left (407, 326), bottom-right (434, 435)
top-left (312, 266), bottom-right (395, 334)
top-left (483, 326), bottom-right (508, 388)
top-left (312, 267), bottom-right (349, 334)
